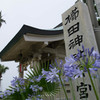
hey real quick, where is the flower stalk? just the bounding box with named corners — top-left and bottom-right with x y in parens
top-left (59, 76), bottom-right (68, 100)
top-left (69, 78), bottom-right (76, 100)
top-left (87, 67), bottom-right (99, 100)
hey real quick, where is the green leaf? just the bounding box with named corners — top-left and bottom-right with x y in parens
top-left (26, 61), bottom-right (60, 97)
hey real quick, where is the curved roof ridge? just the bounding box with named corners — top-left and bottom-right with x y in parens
top-left (22, 24), bottom-right (63, 35)
top-left (0, 24), bottom-right (63, 59)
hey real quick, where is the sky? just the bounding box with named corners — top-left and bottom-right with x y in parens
top-left (0, 0), bottom-right (77, 91)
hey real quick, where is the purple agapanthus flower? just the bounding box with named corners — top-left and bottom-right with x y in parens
top-left (26, 94), bottom-right (43, 100)
top-left (92, 50), bottom-right (100, 59)
top-left (36, 98), bottom-right (43, 100)
top-left (46, 68), bottom-right (59, 83)
top-left (42, 69), bottom-right (49, 76)
top-left (11, 76), bottom-right (18, 87)
top-left (36, 95), bottom-right (43, 100)
top-left (30, 85), bottom-right (43, 92)
top-left (11, 77), bottom-right (25, 87)
top-left (0, 76), bottom-right (26, 99)
top-left (26, 99), bottom-right (32, 100)
top-left (0, 94), bottom-right (3, 98)
top-left (72, 45), bottom-right (100, 73)
top-left (35, 75), bottom-right (43, 82)
top-left (28, 79), bottom-right (34, 83)
top-left (65, 56), bottom-right (75, 66)
top-left (93, 59), bottom-right (100, 68)
top-left (64, 60), bottom-right (83, 81)
top-left (42, 67), bottom-right (60, 83)
top-left (10, 76), bottom-right (26, 94)
top-left (26, 97), bottom-right (32, 100)
top-left (2, 90), bottom-right (12, 98)
top-left (54, 59), bottom-right (63, 68)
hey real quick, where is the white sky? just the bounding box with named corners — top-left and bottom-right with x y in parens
top-left (0, 0), bottom-right (77, 91)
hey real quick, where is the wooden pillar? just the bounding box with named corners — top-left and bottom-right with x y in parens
top-left (19, 63), bottom-right (24, 78)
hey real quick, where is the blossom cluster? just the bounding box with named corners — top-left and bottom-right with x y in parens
top-left (41, 46), bottom-right (100, 100)
top-left (42, 68), bottom-right (60, 83)
top-left (26, 94), bottom-right (43, 100)
top-left (64, 57), bottom-right (83, 81)
top-left (42, 45), bottom-right (100, 82)
top-left (11, 76), bottom-right (25, 87)
top-left (30, 85), bottom-right (43, 92)
top-left (0, 46), bottom-right (100, 100)
top-left (0, 76), bottom-right (43, 100)
top-left (71, 45), bottom-right (100, 72)
top-left (42, 59), bottom-right (83, 83)
top-left (0, 77), bottom-right (25, 99)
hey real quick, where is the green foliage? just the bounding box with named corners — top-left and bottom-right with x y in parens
top-left (0, 64), bottom-right (9, 78)
top-left (0, 64), bottom-right (9, 74)
top-left (98, 18), bottom-right (100, 25)
top-left (2, 92), bottom-right (25, 100)
top-left (83, 0), bottom-right (86, 3)
top-left (26, 61), bottom-right (60, 97)
top-left (1, 61), bottom-right (60, 100)
top-left (94, 5), bottom-right (98, 13)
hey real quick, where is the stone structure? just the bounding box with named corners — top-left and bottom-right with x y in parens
top-left (62, 1), bottom-right (99, 100)
top-left (0, 1), bottom-right (100, 100)
top-left (95, 0), bottom-right (100, 4)
top-left (62, 1), bottom-right (98, 57)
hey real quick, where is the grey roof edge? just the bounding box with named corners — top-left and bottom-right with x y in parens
top-left (0, 24), bottom-right (63, 59)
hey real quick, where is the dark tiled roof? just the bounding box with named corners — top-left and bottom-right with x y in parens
top-left (0, 24), bottom-right (63, 59)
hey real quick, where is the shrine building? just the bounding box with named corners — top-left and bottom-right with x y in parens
top-left (0, 24), bottom-right (66, 77)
